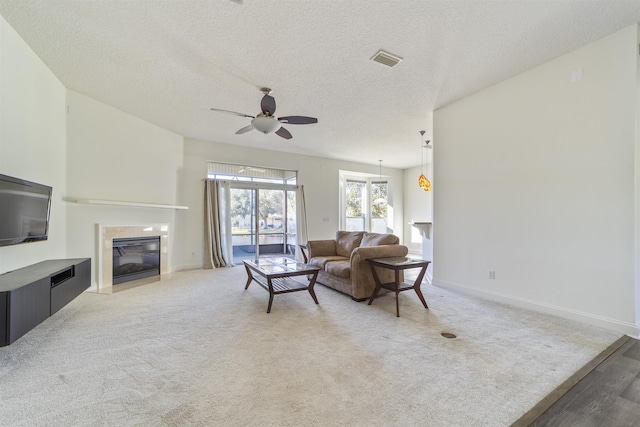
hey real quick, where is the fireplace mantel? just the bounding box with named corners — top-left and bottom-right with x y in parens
top-left (73, 198), bottom-right (188, 210)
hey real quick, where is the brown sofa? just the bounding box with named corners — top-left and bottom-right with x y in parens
top-left (306, 231), bottom-right (408, 301)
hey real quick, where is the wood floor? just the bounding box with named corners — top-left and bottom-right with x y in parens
top-left (513, 336), bottom-right (640, 426)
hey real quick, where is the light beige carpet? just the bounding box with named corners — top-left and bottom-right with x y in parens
top-left (0, 267), bottom-right (620, 426)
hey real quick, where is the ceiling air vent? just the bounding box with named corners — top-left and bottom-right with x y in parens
top-left (370, 50), bottom-right (403, 68)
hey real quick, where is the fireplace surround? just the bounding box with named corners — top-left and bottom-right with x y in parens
top-left (97, 224), bottom-right (169, 293)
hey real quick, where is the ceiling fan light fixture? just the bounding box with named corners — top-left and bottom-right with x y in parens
top-left (251, 115), bottom-right (281, 134)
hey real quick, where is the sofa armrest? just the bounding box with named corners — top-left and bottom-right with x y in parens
top-left (307, 239), bottom-right (337, 258)
top-left (351, 244), bottom-right (409, 263)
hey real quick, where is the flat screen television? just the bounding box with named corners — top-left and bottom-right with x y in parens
top-left (0, 173), bottom-right (52, 247)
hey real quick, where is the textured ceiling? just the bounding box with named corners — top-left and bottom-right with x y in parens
top-left (1, 0), bottom-right (640, 168)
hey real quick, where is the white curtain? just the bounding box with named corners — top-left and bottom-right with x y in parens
top-left (204, 180), bottom-right (235, 268)
top-left (295, 185), bottom-right (309, 262)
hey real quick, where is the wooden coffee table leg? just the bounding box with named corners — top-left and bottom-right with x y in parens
top-left (308, 271), bottom-right (319, 304)
top-left (244, 264), bottom-right (253, 289)
top-left (266, 278), bottom-right (275, 313)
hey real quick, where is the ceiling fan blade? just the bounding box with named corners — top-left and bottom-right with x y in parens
top-left (235, 124), bottom-right (254, 135)
top-left (261, 95), bottom-right (276, 116)
top-left (275, 127), bottom-right (292, 140)
top-left (278, 116), bottom-right (318, 125)
top-left (210, 108), bottom-right (254, 118)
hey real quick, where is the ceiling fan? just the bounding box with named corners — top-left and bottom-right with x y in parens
top-left (210, 87), bottom-right (318, 140)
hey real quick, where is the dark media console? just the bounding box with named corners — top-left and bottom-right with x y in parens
top-left (0, 258), bottom-right (91, 347)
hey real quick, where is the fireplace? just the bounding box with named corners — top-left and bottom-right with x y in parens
top-left (97, 224), bottom-right (169, 293)
top-left (112, 236), bottom-right (161, 285)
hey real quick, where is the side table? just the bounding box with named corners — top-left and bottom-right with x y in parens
top-left (367, 257), bottom-right (431, 317)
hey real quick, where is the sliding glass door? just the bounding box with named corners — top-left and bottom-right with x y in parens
top-left (230, 185), bottom-right (297, 263)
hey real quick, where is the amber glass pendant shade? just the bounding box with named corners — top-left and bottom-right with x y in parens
top-left (418, 173), bottom-right (431, 191)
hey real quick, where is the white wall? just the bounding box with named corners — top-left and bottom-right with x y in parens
top-left (434, 25), bottom-right (639, 336)
top-left (179, 138), bottom-right (406, 270)
top-left (0, 16), bottom-right (67, 273)
top-left (65, 91), bottom-right (185, 284)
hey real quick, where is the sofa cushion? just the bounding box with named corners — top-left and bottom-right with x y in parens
top-left (325, 260), bottom-right (351, 278)
top-left (360, 232), bottom-right (399, 247)
top-left (335, 231), bottom-right (365, 258)
top-left (309, 255), bottom-right (348, 269)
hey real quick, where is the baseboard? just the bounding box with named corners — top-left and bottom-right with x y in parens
top-left (173, 263), bottom-right (202, 272)
top-left (434, 279), bottom-right (640, 338)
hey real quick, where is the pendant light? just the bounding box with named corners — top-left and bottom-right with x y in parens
top-left (418, 130), bottom-right (432, 192)
top-left (374, 160), bottom-right (386, 204)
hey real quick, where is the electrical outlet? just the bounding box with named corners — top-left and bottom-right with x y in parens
top-left (571, 68), bottom-right (583, 83)
top-left (488, 270), bottom-right (496, 280)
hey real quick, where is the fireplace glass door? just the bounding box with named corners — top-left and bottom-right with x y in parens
top-left (112, 236), bottom-right (161, 285)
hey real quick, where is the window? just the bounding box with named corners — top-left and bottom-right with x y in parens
top-left (341, 173), bottom-right (389, 233)
top-left (207, 162), bottom-right (297, 185)
top-left (345, 180), bottom-right (365, 231)
top-left (370, 179), bottom-right (388, 233)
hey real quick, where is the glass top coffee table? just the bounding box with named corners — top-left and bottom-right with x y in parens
top-left (367, 257), bottom-right (431, 317)
top-left (243, 257), bottom-right (320, 313)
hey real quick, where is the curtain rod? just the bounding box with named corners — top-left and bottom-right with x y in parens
top-left (203, 178), bottom-right (302, 189)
